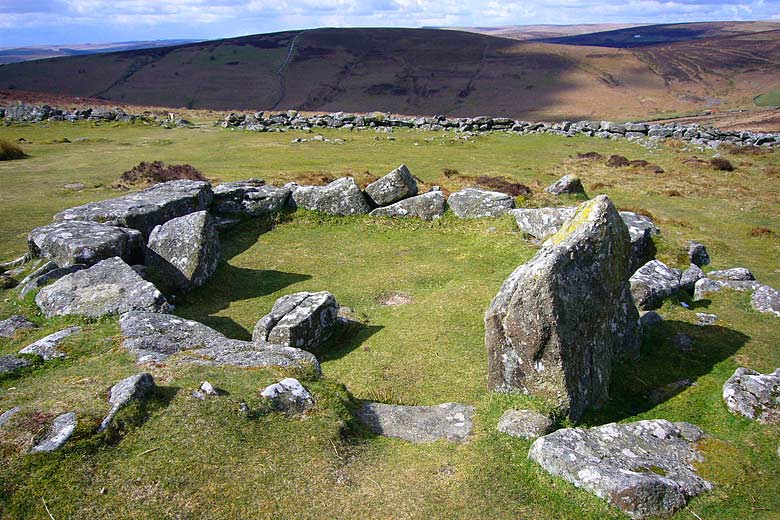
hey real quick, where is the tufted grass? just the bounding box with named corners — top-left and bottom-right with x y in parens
top-left (0, 120), bottom-right (779, 519)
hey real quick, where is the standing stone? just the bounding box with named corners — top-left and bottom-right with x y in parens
top-left (364, 165), bottom-right (418, 206)
top-left (260, 378), bottom-right (315, 415)
top-left (18, 326), bottom-right (81, 361)
top-left (629, 260), bottom-right (682, 310)
top-left (723, 367), bottom-right (780, 423)
top-left (357, 402), bottom-right (474, 443)
top-left (497, 409), bottom-right (554, 440)
top-left (752, 285), bottom-right (780, 317)
top-left (253, 291), bottom-right (338, 350)
top-left (0, 315), bottom-right (36, 338)
top-left (146, 211), bottom-right (221, 292)
top-left (544, 174), bottom-right (586, 196)
top-left (54, 180), bottom-right (213, 238)
top-left (687, 241), bottom-right (710, 267)
top-left (29, 412), bottom-right (77, 453)
top-left (448, 188), bottom-right (515, 218)
top-left (368, 190), bottom-right (446, 221)
top-left (485, 195), bottom-right (640, 420)
top-left (528, 420), bottom-right (712, 519)
top-left (289, 177), bottom-right (371, 215)
top-left (99, 372), bottom-right (156, 431)
top-left (212, 180), bottom-right (291, 217)
top-left (28, 221), bottom-right (144, 267)
top-left (35, 257), bottom-right (170, 318)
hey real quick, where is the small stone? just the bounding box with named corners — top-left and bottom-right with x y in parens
top-left (695, 313), bottom-right (718, 326)
top-left (30, 412), bottom-right (77, 453)
top-left (680, 264), bottom-right (705, 291)
top-left (448, 188), bottom-right (515, 218)
top-left (687, 241), bottom-right (710, 267)
top-left (364, 164), bottom-right (418, 206)
top-left (252, 291), bottom-right (338, 350)
top-left (18, 326), bottom-right (81, 361)
top-left (200, 381), bottom-right (218, 395)
top-left (497, 409), bottom-right (554, 440)
top-left (544, 174), bottom-right (585, 195)
top-left (671, 333), bottom-right (693, 352)
top-left (639, 310), bottom-right (663, 328)
top-left (751, 285), bottom-right (780, 317)
top-left (723, 367), bottom-right (780, 423)
top-left (99, 372), bottom-right (155, 431)
top-left (630, 260), bottom-right (682, 310)
top-left (260, 378), bottom-right (315, 415)
top-left (0, 406), bottom-right (21, 428)
top-left (0, 315), bottom-right (36, 338)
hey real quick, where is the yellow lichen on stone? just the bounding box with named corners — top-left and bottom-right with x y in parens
top-left (546, 197), bottom-right (601, 246)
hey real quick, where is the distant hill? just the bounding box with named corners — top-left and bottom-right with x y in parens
top-left (0, 40), bottom-right (200, 65)
top-left (1, 24), bottom-right (779, 120)
top-left (442, 23), bottom-right (648, 41)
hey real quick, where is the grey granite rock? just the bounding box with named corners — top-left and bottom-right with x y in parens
top-left (751, 285), bottom-right (780, 317)
top-left (723, 367), bottom-right (780, 423)
top-left (696, 313), bottom-right (718, 325)
top-left (630, 260), bottom-right (682, 310)
top-left (252, 291), bottom-right (338, 350)
top-left (54, 180), bottom-right (213, 238)
top-left (680, 264), bottom-right (706, 292)
top-left (29, 412), bottom-right (77, 453)
top-left (693, 278), bottom-right (761, 301)
top-left (544, 174), bottom-right (585, 195)
top-left (709, 268), bottom-right (755, 281)
top-left (18, 326), bottom-right (81, 361)
top-left (146, 210), bottom-right (221, 292)
top-left (289, 177), bottom-right (371, 215)
top-left (364, 164), bottom-right (418, 206)
top-left (28, 220), bottom-right (143, 267)
top-left (119, 311), bottom-right (320, 373)
top-left (212, 180), bottom-right (291, 217)
top-left (497, 409), bottom-right (554, 440)
top-left (0, 354), bottom-right (31, 375)
top-left (260, 377), bottom-right (315, 415)
top-left (99, 372), bottom-right (155, 431)
top-left (448, 188), bottom-right (515, 218)
top-left (357, 402), bottom-right (474, 443)
top-left (0, 315), bottom-right (36, 338)
top-left (485, 196), bottom-right (640, 420)
top-left (17, 264), bottom-right (89, 299)
top-left (528, 420), bottom-right (712, 519)
top-left (687, 241), bottom-right (710, 267)
top-left (0, 406), bottom-right (21, 428)
top-left (35, 257), bottom-right (170, 318)
top-left (369, 190), bottom-right (446, 221)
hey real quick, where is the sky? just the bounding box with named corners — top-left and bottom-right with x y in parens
top-left (1, 0), bottom-right (779, 46)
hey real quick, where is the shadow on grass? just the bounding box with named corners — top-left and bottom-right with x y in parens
top-left (580, 319), bottom-right (749, 426)
top-left (312, 319), bottom-right (383, 363)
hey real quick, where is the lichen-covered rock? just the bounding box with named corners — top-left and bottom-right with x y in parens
top-left (630, 260), bottom-right (682, 310)
top-left (99, 372), bottom-right (155, 431)
top-left (687, 241), bottom-right (710, 267)
top-left (35, 257), bottom-right (170, 318)
top-left (146, 211), bottom-right (221, 292)
top-left (528, 420), bottom-right (712, 519)
top-left (364, 164), bottom-right (418, 206)
top-left (723, 367), bottom-right (780, 423)
top-left (680, 264), bottom-right (706, 292)
top-left (709, 268), bottom-right (755, 281)
top-left (693, 278), bottom-right (761, 301)
top-left (17, 264), bottom-right (88, 299)
top-left (54, 180), bottom-right (213, 238)
top-left (252, 291), bottom-right (338, 350)
top-left (0, 315), bottom-right (36, 338)
top-left (29, 412), bottom-right (77, 453)
top-left (119, 311), bottom-right (320, 373)
top-left (289, 177), bottom-right (371, 215)
top-left (357, 402), bottom-right (474, 443)
top-left (448, 188), bottom-right (515, 218)
top-left (751, 285), bottom-right (780, 317)
top-left (485, 195), bottom-right (640, 420)
top-left (368, 190), bottom-right (446, 221)
top-left (497, 409), bottom-right (554, 440)
top-left (544, 174), bottom-right (585, 195)
top-left (212, 180), bottom-right (291, 217)
top-left (0, 354), bottom-right (31, 375)
top-left (18, 326), bottom-right (81, 361)
top-left (260, 377), bottom-right (315, 415)
top-left (28, 220), bottom-right (143, 267)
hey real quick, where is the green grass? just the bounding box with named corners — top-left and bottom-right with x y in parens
top-left (1, 121), bottom-right (780, 519)
top-left (754, 89), bottom-right (780, 107)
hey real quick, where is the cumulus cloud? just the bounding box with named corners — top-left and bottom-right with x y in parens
top-left (0, 0), bottom-right (778, 45)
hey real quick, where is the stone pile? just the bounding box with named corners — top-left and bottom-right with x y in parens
top-left (1, 102), bottom-right (191, 127)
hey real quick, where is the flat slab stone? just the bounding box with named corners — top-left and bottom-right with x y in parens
top-left (17, 264), bottom-right (88, 299)
top-left (30, 412), bottom-right (77, 453)
top-left (630, 260), bottom-right (682, 310)
top-left (18, 326), bottom-right (81, 360)
top-left (369, 190), bottom-right (446, 221)
top-left (709, 268), bottom-right (754, 281)
top-left (364, 164), bottom-right (418, 206)
top-left (0, 315), bottom-right (36, 338)
top-left (448, 188), bottom-right (515, 218)
top-left (497, 409), bottom-right (554, 440)
top-left (289, 177), bottom-right (371, 215)
top-left (752, 285), bottom-right (780, 317)
top-left (212, 180), bottom-right (291, 217)
top-left (54, 180), bottom-right (213, 238)
top-left (35, 257), bottom-right (170, 318)
top-left (28, 220), bottom-right (143, 267)
top-left (693, 278), bottom-right (761, 301)
top-left (723, 367), bottom-right (780, 423)
top-left (119, 311), bottom-right (320, 373)
top-left (528, 420), bottom-right (712, 519)
top-left (357, 402), bottom-right (474, 443)
top-left (252, 291), bottom-right (338, 350)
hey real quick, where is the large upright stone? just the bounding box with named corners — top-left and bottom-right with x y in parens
top-left (368, 190), bottom-right (446, 221)
top-left (364, 164), bottom-right (418, 206)
top-left (146, 211), bottom-right (221, 292)
top-left (252, 291), bottom-right (338, 350)
top-left (485, 195), bottom-right (640, 420)
top-left (289, 177), bottom-right (371, 215)
top-left (448, 188), bottom-right (515, 218)
top-left (35, 257), bottom-right (170, 318)
top-left (212, 180), bottom-right (291, 217)
top-left (28, 220), bottom-right (143, 267)
top-left (54, 180), bottom-right (213, 238)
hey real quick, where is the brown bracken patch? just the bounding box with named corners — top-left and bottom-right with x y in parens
top-left (710, 158), bottom-right (735, 171)
top-left (114, 161), bottom-right (206, 189)
top-left (749, 227), bottom-right (777, 238)
top-left (606, 155), bottom-right (630, 167)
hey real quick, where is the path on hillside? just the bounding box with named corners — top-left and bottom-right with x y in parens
top-left (271, 31), bottom-right (305, 110)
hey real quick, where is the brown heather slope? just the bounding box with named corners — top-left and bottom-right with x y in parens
top-left (0, 26), bottom-right (779, 121)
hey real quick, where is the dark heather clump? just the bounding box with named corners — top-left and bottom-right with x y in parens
top-left (577, 151), bottom-right (603, 160)
top-left (606, 155), bottom-right (630, 167)
top-left (114, 161), bottom-right (207, 189)
top-left (0, 140), bottom-right (27, 161)
top-left (710, 158), bottom-right (735, 172)
top-left (476, 176), bottom-right (532, 197)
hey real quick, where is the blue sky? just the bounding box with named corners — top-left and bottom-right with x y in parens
top-left (1, 0), bottom-right (779, 46)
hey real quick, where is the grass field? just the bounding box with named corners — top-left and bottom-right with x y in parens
top-left (1, 121), bottom-right (779, 519)
top-left (754, 89), bottom-right (780, 108)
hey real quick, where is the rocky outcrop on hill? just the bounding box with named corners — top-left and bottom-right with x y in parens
top-left (2, 102), bottom-right (190, 127)
top-left (0, 315), bottom-right (36, 338)
top-left (260, 378), bottom-right (316, 415)
top-left (99, 373), bottom-right (156, 431)
top-left (18, 326), bottom-right (81, 361)
top-left (29, 412), bottom-right (77, 453)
